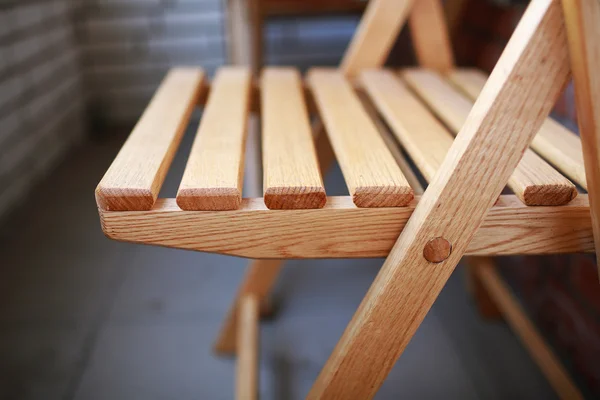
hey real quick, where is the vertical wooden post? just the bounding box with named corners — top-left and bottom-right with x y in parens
top-left (562, 0), bottom-right (600, 276)
top-left (236, 295), bottom-right (259, 400)
top-left (226, 0), bottom-right (263, 72)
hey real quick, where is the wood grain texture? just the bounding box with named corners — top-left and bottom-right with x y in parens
top-left (450, 68), bottom-right (588, 189)
top-left (408, 0), bottom-right (455, 72)
top-left (402, 68), bottom-right (577, 206)
top-left (340, 0), bottom-right (415, 77)
top-left (177, 67), bottom-right (252, 211)
top-left (215, 259), bottom-right (283, 354)
top-left (236, 295), bottom-right (259, 400)
top-left (476, 260), bottom-right (584, 400)
top-left (563, 0), bottom-right (600, 268)
top-left (355, 90), bottom-right (425, 195)
top-left (309, 1), bottom-right (571, 397)
top-left (95, 68), bottom-right (205, 211)
top-left (261, 68), bottom-right (326, 209)
top-left (307, 69), bottom-right (414, 207)
top-left (360, 69), bottom-right (455, 182)
top-left (99, 195), bottom-right (593, 259)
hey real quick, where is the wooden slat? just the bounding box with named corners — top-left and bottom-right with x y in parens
top-left (95, 68), bottom-right (205, 211)
top-left (309, 0), bottom-right (571, 396)
top-left (450, 68), bottom-right (588, 189)
top-left (99, 195), bottom-right (594, 259)
top-left (402, 68), bottom-right (577, 206)
top-left (307, 69), bottom-right (414, 207)
top-left (476, 260), bottom-right (584, 400)
top-left (236, 295), bottom-right (259, 400)
top-left (408, 0), bottom-right (455, 73)
top-left (356, 91), bottom-right (425, 195)
top-left (261, 68), bottom-right (326, 209)
top-left (360, 69), bottom-right (454, 182)
top-left (562, 0), bottom-right (600, 273)
top-left (340, 0), bottom-right (415, 77)
top-left (177, 67), bottom-right (252, 211)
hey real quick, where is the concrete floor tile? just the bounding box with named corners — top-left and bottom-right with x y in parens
top-left (0, 326), bottom-right (85, 400)
top-left (73, 321), bottom-right (235, 400)
top-left (107, 247), bottom-right (247, 324)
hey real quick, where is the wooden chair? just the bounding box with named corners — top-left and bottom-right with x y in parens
top-left (95, 0), bottom-right (600, 398)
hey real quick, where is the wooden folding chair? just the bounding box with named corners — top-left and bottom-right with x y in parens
top-left (95, 0), bottom-right (600, 398)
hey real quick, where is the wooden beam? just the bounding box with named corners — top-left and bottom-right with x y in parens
top-left (449, 68), bottom-right (588, 190)
top-left (308, 69), bottom-right (414, 207)
top-left (236, 295), bottom-right (259, 400)
top-left (95, 68), bottom-right (205, 211)
top-left (562, 0), bottom-right (600, 273)
top-left (99, 195), bottom-right (593, 259)
top-left (402, 69), bottom-right (577, 206)
top-left (308, 0), bottom-right (570, 397)
top-left (476, 261), bottom-right (583, 400)
top-left (177, 67), bottom-right (252, 211)
top-left (261, 68), bottom-right (326, 209)
top-left (215, 259), bottom-right (283, 354)
top-left (360, 69), bottom-right (455, 182)
top-left (226, 0), bottom-right (262, 73)
top-left (340, 0), bottom-right (415, 77)
top-left (409, 0), bottom-right (455, 73)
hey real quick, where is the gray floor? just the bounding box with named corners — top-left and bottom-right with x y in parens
top-left (0, 127), bottom-right (557, 400)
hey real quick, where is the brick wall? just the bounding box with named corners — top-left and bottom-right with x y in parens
top-left (0, 1), bottom-right (87, 221)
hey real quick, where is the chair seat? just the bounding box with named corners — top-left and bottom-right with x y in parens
top-left (95, 66), bottom-right (594, 258)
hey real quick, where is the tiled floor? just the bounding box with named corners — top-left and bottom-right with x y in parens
top-left (0, 127), bottom-right (557, 399)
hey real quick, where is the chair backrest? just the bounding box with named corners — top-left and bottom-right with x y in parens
top-left (341, 0), bottom-right (454, 76)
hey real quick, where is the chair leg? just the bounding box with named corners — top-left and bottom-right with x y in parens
top-left (236, 294), bottom-right (260, 400)
top-left (465, 258), bottom-right (502, 319)
top-left (215, 259), bottom-right (284, 355)
top-left (307, 1), bottom-right (569, 397)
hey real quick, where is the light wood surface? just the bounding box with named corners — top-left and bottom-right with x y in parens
top-left (99, 195), bottom-right (593, 259)
top-left (261, 68), bottom-right (326, 209)
top-left (360, 69), bottom-right (454, 182)
top-left (340, 0), bottom-right (415, 77)
top-left (563, 0), bottom-right (600, 271)
top-left (307, 69), bottom-right (414, 207)
top-left (236, 295), bottom-right (259, 400)
top-left (450, 68), bottom-right (588, 190)
top-left (408, 0), bottom-right (454, 73)
top-left (355, 90), bottom-right (425, 194)
top-left (227, 0), bottom-right (262, 72)
top-left (215, 259), bottom-right (283, 354)
top-left (96, 68), bottom-right (205, 211)
top-left (476, 260), bottom-right (584, 400)
top-left (402, 68), bottom-right (577, 206)
top-left (308, 1), bottom-right (571, 397)
top-left (177, 67), bottom-right (252, 211)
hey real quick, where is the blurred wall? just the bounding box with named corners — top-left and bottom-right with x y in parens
top-left (72, 0), bottom-right (226, 125)
top-left (72, 0), bottom-right (357, 125)
top-left (0, 0), bottom-right (358, 220)
top-left (0, 1), bottom-right (87, 221)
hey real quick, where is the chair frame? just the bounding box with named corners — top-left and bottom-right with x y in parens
top-left (96, 0), bottom-right (600, 398)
